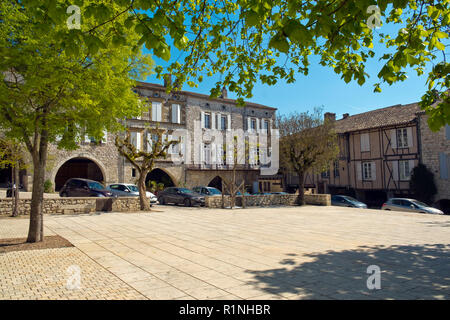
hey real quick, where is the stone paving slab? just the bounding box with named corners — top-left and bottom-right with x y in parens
top-left (1, 205), bottom-right (450, 300)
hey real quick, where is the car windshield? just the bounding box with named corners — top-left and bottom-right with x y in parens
top-left (343, 196), bottom-right (360, 203)
top-left (411, 200), bottom-right (428, 207)
top-left (207, 188), bottom-right (221, 195)
top-left (128, 185), bottom-right (138, 192)
top-left (88, 182), bottom-right (105, 190)
top-left (179, 188), bottom-right (193, 194)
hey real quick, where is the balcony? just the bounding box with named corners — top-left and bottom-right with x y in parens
top-left (185, 164), bottom-right (261, 171)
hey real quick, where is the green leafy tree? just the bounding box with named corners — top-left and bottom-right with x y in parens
top-left (115, 128), bottom-right (178, 211)
top-left (0, 137), bottom-right (26, 217)
top-left (0, 1), bottom-right (152, 242)
top-left (410, 163), bottom-right (437, 204)
top-left (19, 0), bottom-right (450, 129)
top-left (277, 108), bottom-right (339, 205)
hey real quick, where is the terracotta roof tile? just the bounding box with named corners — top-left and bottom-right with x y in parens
top-left (335, 102), bottom-right (421, 133)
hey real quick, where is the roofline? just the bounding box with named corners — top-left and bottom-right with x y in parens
top-left (135, 81), bottom-right (277, 111)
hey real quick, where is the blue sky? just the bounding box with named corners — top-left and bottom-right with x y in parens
top-left (143, 23), bottom-right (433, 119)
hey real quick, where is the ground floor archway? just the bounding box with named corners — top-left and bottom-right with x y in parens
top-left (54, 157), bottom-right (104, 191)
top-left (146, 168), bottom-right (175, 191)
top-left (208, 176), bottom-right (222, 191)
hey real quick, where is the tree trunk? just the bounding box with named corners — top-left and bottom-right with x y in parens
top-left (27, 129), bottom-right (49, 243)
top-left (296, 170), bottom-right (305, 206)
top-left (138, 170), bottom-right (151, 211)
top-left (12, 166), bottom-right (19, 217)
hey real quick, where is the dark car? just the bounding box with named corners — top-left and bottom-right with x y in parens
top-left (59, 178), bottom-right (113, 197)
top-left (192, 186), bottom-right (222, 196)
top-left (331, 195), bottom-right (368, 208)
top-left (157, 187), bottom-right (205, 207)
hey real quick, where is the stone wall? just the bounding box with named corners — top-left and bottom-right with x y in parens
top-left (0, 197), bottom-right (143, 216)
top-left (204, 193), bottom-right (331, 208)
top-left (419, 113), bottom-right (450, 202)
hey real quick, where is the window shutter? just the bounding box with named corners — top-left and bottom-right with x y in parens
top-left (371, 161), bottom-right (376, 181)
top-left (356, 161), bottom-right (362, 180)
top-left (439, 153), bottom-right (448, 179)
top-left (227, 114), bottom-right (231, 130)
top-left (445, 124), bottom-right (450, 140)
top-left (392, 161), bottom-right (399, 181)
top-left (360, 133), bottom-right (370, 152)
top-left (211, 143), bottom-right (216, 164)
top-left (168, 134), bottom-right (173, 153)
top-left (390, 129), bottom-right (397, 148)
top-left (201, 111), bottom-right (205, 128)
top-left (200, 143), bottom-right (204, 163)
top-left (147, 133), bottom-right (152, 151)
top-left (136, 132), bottom-right (141, 151)
top-left (247, 117), bottom-right (251, 132)
top-left (406, 127), bottom-right (413, 147)
top-left (211, 112), bottom-right (216, 129)
top-left (256, 118), bottom-right (260, 132)
top-left (171, 104), bottom-right (180, 124)
top-left (408, 160), bottom-right (415, 178)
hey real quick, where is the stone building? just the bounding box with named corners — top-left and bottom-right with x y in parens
top-left (417, 112), bottom-right (450, 213)
top-left (3, 81), bottom-right (277, 193)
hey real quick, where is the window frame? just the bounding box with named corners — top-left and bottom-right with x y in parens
top-left (396, 128), bottom-right (408, 148)
top-left (399, 160), bottom-right (411, 181)
top-left (362, 162), bottom-right (372, 180)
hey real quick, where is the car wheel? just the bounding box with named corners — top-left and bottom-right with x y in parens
top-left (184, 199), bottom-right (191, 207)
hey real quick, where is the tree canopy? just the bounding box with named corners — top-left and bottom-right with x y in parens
top-left (17, 0), bottom-right (450, 130)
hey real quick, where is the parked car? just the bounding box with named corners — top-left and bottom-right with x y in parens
top-left (192, 186), bottom-right (222, 196)
top-left (331, 195), bottom-right (368, 208)
top-left (59, 178), bottom-right (113, 197)
top-left (252, 192), bottom-right (271, 195)
top-left (382, 198), bottom-right (444, 214)
top-left (157, 187), bottom-right (205, 207)
top-left (106, 183), bottom-right (157, 205)
top-left (270, 192), bottom-right (289, 195)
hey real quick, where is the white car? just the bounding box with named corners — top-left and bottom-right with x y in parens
top-left (382, 198), bottom-right (444, 214)
top-left (106, 183), bottom-right (158, 205)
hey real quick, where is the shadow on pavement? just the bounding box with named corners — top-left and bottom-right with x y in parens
top-left (245, 244), bottom-right (450, 300)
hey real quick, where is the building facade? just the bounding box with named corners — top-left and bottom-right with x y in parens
top-left (285, 103), bottom-right (422, 207)
top-left (417, 112), bottom-right (450, 212)
top-left (4, 81), bottom-right (277, 193)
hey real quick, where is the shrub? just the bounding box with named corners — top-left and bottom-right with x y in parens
top-left (44, 179), bottom-right (53, 193)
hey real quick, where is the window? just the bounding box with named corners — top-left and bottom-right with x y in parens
top-left (204, 113), bottom-right (211, 129)
top-left (321, 171), bottom-right (330, 178)
top-left (171, 104), bottom-right (180, 124)
top-left (220, 115), bottom-right (227, 130)
top-left (151, 102), bottom-right (162, 122)
top-left (363, 162), bottom-right (372, 180)
top-left (263, 120), bottom-right (269, 132)
top-left (251, 118), bottom-right (257, 131)
top-left (131, 168), bottom-right (136, 177)
top-left (360, 133), bottom-right (370, 152)
top-left (399, 160), bottom-right (411, 180)
top-left (334, 161), bottom-right (339, 177)
top-left (397, 128), bottom-right (408, 148)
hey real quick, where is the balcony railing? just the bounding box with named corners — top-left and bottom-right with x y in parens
top-left (185, 164), bottom-right (262, 170)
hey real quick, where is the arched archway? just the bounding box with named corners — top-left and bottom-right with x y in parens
top-left (54, 157), bottom-right (105, 191)
top-left (146, 168), bottom-right (175, 189)
top-left (208, 176), bottom-right (222, 191)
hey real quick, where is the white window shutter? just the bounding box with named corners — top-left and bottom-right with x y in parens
top-left (391, 129), bottom-right (397, 149)
top-left (151, 103), bottom-right (157, 121)
top-left (201, 111), bottom-right (205, 128)
top-left (406, 127), bottom-right (413, 147)
top-left (211, 112), bottom-right (216, 129)
top-left (136, 132), bottom-right (141, 151)
top-left (256, 118), bottom-right (260, 132)
top-left (356, 161), bottom-right (362, 180)
top-left (101, 130), bottom-right (107, 144)
top-left (172, 104), bottom-right (180, 124)
top-left (200, 143), bottom-right (204, 163)
top-left (408, 160), bottom-right (415, 177)
top-left (247, 117), bottom-right (251, 132)
top-left (360, 133), bottom-right (370, 152)
top-left (371, 161), bottom-right (376, 181)
top-left (227, 114), bottom-right (231, 130)
top-left (211, 143), bottom-right (216, 163)
top-left (147, 133), bottom-right (152, 151)
top-left (392, 161), bottom-right (399, 181)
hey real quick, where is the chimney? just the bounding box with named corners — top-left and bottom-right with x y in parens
top-left (220, 87), bottom-right (228, 99)
top-left (342, 113), bottom-right (349, 119)
top-left (324, 112), bottom-right (336, 122)
top-left (163, 74), bottom-right (172, 87)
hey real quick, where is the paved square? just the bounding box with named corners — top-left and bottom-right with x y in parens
top-left (1, 206), bottom-right (449, 299)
